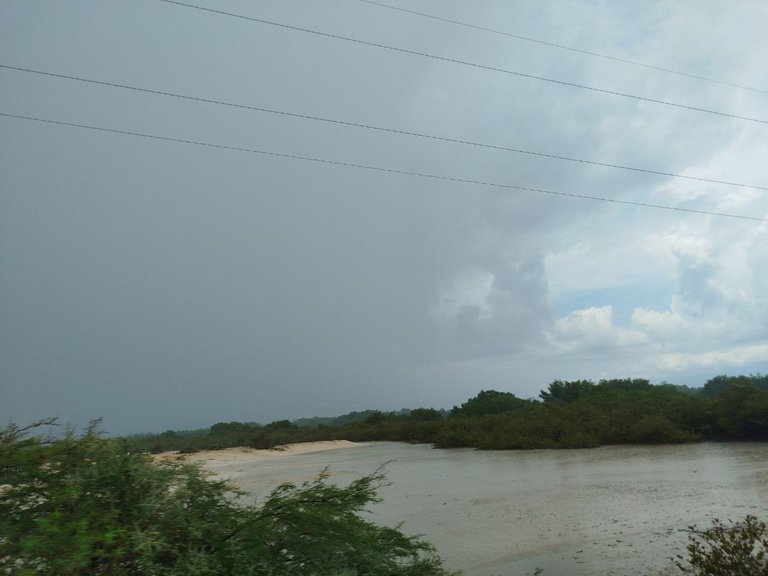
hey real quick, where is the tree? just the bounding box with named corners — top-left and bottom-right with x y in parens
top-left (539, 379), bottom-right (595, 403)
top-left (711, 381), bottom-right (768, 439)
top-left (365, 410), bottom-right (389, 425)
top-left (409, 408), bottom-right (444, 422)
top-left (702, 374), bottom-right (768, 397)
top-left (452, 389), bottom-right (528, 416)
top-left (0, 420), bottom-right (456, 576)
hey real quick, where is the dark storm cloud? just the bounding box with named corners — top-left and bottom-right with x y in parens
top-left (1, 0), bottom-right (766, 433)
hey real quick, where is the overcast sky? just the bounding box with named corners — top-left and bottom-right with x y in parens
top-left (1, 0), bottom-right (767, 435)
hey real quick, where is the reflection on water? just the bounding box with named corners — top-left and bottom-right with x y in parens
top-left (218, 442), bottom-right (768, 576)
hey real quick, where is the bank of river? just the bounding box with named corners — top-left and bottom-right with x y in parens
top-left (190, 442), bottom-right (768, 576)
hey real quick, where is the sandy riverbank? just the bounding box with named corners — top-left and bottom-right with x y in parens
top-left (154, 440), bottom-right (364, 477)
top-left (155, 439), bottom-right (361, 460)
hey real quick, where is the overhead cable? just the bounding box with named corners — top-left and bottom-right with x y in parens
top-left (1, 64), bottom-right (763, 191)
top-left (356, 0), bottom-right (768, 95)
top-left (157, 0), bottom-right (768, 126)
top-left (2, 112), bottom-right (765, 222)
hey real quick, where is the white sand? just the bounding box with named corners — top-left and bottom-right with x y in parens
top-left (154, 440), bottom-right (362, 475)
top-left (155, 439), bottom-right (359, 460)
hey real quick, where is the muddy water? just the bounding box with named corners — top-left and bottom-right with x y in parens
top-left (215, 442), bottom-right (768, 576)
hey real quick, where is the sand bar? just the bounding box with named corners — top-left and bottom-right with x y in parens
top-left (154, 440), bottom-right (363, 475)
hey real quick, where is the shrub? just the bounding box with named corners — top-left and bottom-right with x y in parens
top-left (675, 515), bottom-right (768, 575)
top-left (0, 420), bottom-right (456, 576)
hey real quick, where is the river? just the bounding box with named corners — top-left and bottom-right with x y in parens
top-left (208, 442), bottom-right (768, 576)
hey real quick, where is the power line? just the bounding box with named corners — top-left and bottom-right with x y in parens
top-left (2, 64), bottom-right (764, 192)
top-left (2, 112), bottom-right (765, 223)
top-left (158, 0), bottom-right (768, 126)
top-left (356, 0), bottom-right (768, 95)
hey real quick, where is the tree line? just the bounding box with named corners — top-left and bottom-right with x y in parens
top-left (132, 374), bottom-right (768, 454)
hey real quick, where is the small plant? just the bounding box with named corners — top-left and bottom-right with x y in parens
top-left (675, 515), bottom-right (768, 575)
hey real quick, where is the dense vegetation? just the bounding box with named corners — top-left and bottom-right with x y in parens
top-left (133, 374), bottom-right (768, 453)
top-left (2, 372), bottom-right (766, 575)
top-left (0, 420), bottom-right (455, 576)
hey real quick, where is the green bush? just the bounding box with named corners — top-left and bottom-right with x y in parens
top-left (558, 431), bottom-right (600, 449)
top-left (0, 420), bottom-right (456, 576)
top-left (628, 415), bottom-right (699, 444)
top-left (675, 516), bottom-right (768, 575)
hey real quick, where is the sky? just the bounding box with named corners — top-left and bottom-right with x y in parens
top-left (1, 0), bottom-right (767, 435)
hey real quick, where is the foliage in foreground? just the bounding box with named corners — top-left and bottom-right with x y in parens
top-left (0, 420), bottom-right (455, 576)
top-left (675, 515), bottom-right (768, 576)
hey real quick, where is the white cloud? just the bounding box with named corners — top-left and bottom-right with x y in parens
top-left (631, 308), bottom-right (686, 335)
top-left (656, 343), bottom-right (768, 372)
top-left (548, 305), bottom-right (647, 353)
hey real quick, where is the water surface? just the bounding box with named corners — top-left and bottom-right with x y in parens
top-left (215, 442), bottom-right (768, 576)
